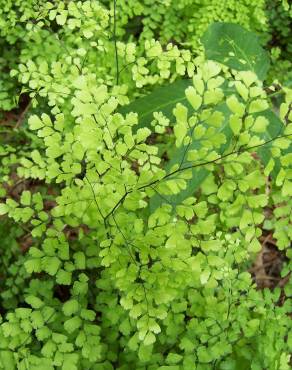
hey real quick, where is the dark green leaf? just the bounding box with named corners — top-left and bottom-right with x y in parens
top-left (257, 109), bottom-right (287, 176)
top-left (119, 79), bottom-right (192, 132)
top-left (201, 23), bottom-right (270, 80)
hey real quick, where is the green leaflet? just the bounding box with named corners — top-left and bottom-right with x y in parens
top-left (118, 77), bottom-right (232, 211)
top-left (122, 79), bottom-right (288, 211)
top-left (154, 105), bottom-right (288, 209)
top-left (119, 79), bottom-right (193, 131)
top-left (150, 103), bottom-right (232, 211)
top-left (201, 23), bottom-right (270, 80)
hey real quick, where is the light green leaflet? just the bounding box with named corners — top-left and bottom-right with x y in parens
top-left (150, 103), bottom-right (232, 211)
top-left (119, 81), bottom-right (232, 210)
top-left (121, 82), bottom-right (287, 211)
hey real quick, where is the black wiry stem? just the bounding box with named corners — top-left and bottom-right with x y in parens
top-left (104, 133), bottom-right (292, 218)
top-left (113, 0), bottom-right (119, 85)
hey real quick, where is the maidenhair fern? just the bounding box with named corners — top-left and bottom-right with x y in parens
top-left (0, 1), bottom-right (291, 370)
top-left (1, 56), bottom-right (292, 368)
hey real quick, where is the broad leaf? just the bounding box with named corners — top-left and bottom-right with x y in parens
top-left (257, 109), bottom-right (287, 176)
top-left (119, 79), bottom-right (192, 131)
top-left (201, 23), bottom-right (270, 80)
